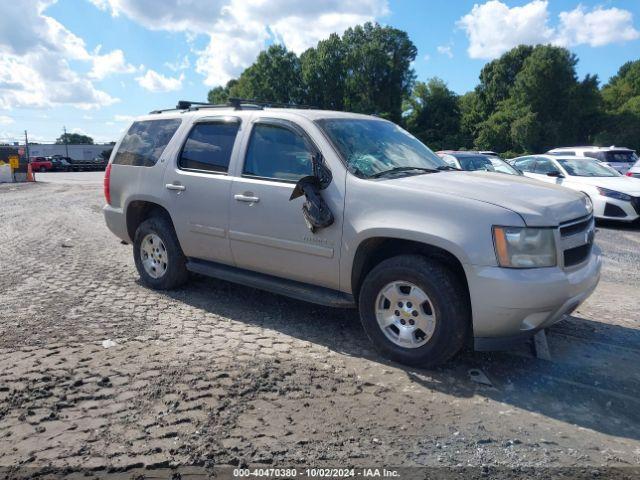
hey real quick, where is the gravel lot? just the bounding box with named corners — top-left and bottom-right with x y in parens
top-left (1, 174), bottom-right (640, 477)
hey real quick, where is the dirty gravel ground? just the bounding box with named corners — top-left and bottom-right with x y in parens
top-left (1, 178), bottom-right (640, 478)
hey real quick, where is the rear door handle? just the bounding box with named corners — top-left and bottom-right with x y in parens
top-left (166, 183), bottom-right (186, 191)
top-left (234, 194), bottom-right (260, 203)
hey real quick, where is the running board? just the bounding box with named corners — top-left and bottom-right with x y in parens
top-left (186, 258), bottom-right (356, 308)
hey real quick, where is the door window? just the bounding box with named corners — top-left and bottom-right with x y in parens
top-left (179, 121), bottom-right (240, 173)
top-left (533, 158), bottom-right (558, 174)
top-left (513, 157), bottom-right (536, 172)
top-left (243, 123), bottom-right (313, 181)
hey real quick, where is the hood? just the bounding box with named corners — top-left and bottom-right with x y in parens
top-left (567, 175), bottom-right (640, 195)
top-left (385, 171), bottom-right (589, 226)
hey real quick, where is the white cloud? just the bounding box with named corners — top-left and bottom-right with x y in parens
top-left (457, 1), bottom-right (553, 59)
top-left (136, 69), bottom-right (184, 92)
top-left (556, 5), bottom-right (640, 48)
top-left (114, 114), bottom-right (136, 122)
top-left (0, 0), bottom-right (119, 109)
top-left (89, 47), bottom-right (137, 80)
top-left (0, 115), bottom-right (14, 125)
top-left (90, 0), bottom-right (389, 86)
top-left (165, 55), bottom-right (190, 72)
top-left (437, 45), bottom-right (453, 58)
top-left (423, 54), bottom-right (430, 62)
top-left (457, 1), bottom-right (639, 60)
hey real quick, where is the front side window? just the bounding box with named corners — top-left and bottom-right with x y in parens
top-left (179, 121), bottom-right (240, 173)
top-left (533, 158), bottom-right (558, 174)
top-left (513, 157), bottom-right (536, 172)
top-left (114, 119), bottom-right (181, 167)
top-left (243, 123), bottom-right (313, 181)
top-left (317, 118), bottom-right (446, 177)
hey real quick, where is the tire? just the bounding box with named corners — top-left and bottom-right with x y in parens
top-left (358, 254), bottom-right (470, 367)
top-left (39, 167), bottom-right (46, 172)
top-left (133, 215), bottom-right (189, 290)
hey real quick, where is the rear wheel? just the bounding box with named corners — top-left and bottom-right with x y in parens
top-left (39, 167), bottom-right (46, 172)
top-left (358, 254), bottom-right (470, 367)
top-left (133, 215), bottom-right (188, 290)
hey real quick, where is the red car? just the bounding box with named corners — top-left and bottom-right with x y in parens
top-left (29, 156), bottom-right (53, 172)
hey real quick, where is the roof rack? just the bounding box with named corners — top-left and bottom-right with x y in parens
top-left (149, 98), bottom-right (320, 114)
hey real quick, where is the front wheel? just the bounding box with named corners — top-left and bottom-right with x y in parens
top-left (133, 215), bottom-right (189, 290)
top-left (358, 255), bottom-right (470, 367)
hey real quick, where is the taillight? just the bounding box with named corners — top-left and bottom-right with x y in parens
top-left (104, 163), bottom-right (112, 205)
top-left (626, 171), bottom-right (633, 177)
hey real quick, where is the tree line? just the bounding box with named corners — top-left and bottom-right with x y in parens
top-left (207, 22), bottom-right (640, 157)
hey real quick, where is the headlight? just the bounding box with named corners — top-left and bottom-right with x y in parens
top-left (582, 194), bottom-right (593, 214)
top-left (596, 187), bottom-right (632, 202)
top-left (493, 226), bottom-right (557, 268)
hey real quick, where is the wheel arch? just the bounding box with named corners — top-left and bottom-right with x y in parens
top-left (126, 200), bottom-right (174, 241)
top-left (350, 237), bottom-right (471, 310)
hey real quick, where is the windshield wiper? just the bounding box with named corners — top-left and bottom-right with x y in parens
top-left (369, 166), bottom-right (439, 178)
top-left (436, 165), bottom-right (461, 171)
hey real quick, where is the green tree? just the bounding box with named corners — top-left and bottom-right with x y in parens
top-left (225, 45), bottom-right (302, 104)
top-left (300, 33), bottom-right (347, 109)
top-left (458, 91), bottom-right (483, 148)
top-left (476, 45), bottom-right (534, 116)
top-left (404, 78), bottom-right (462, 150)
top-left (596, 60), bottom-right (640, 151)
top-left (474, 45), bottom-right (601, 153)
top-left (341, 23), bottom-right (417, 122)
top-left (55, 133), bottom-right (94, 145)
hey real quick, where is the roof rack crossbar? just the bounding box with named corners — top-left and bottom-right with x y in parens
top-left (149, 98), bottom-right (321, 115)
top-left (228, 97), bottom-right (319, 110)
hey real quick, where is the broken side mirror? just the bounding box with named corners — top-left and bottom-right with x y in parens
top-left (289, 154), bottom-right (334, 233)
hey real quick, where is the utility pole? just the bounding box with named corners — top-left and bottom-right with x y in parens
top-left (23, 130), bottom-right (30, 182)
top-left (63, 126), bottom-right (69, 158)
top-left (24, 130), bottom-right (30, 162)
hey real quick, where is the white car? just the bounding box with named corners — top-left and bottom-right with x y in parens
top-left (547, 146), bottom-right (638, 175)
top-left (512, 154), bottom-right (640, 222)
top-left (435, 151), bottom-right (522, 176)
top-left (627, 158), bottom-right (640, 179)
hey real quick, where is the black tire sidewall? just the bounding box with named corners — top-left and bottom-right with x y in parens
top-left (358, 255), bottom-right (469, 367)
top-left (133, 216), bottom-right (188, 290)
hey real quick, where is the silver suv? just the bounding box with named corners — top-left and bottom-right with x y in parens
top-left (104, 100), bottom-right (601, 366)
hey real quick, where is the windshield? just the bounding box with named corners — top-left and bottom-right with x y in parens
top-left (456, 155), bottom-right (520, 175)
top-left (316, 118), bottom-right (446, 177)
top-left (557, 158), bottom-right (621, 177)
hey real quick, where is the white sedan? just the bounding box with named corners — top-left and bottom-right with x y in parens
top-left (511, 155), bottom-right (640, 222)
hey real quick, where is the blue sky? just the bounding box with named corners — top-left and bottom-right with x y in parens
top-left (1, 0), bottom-right (639, 144)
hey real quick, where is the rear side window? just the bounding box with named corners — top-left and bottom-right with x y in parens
top-left (603, 151), bottom-right (637, 163)
top-left (583, 151), bottom-right (605, 162)
top-left (243, 123), bottom-right (313, 181)
top-left (179, 121), bottom-right (240, 173)
top-left (113, 119), bottom-right (181, 167)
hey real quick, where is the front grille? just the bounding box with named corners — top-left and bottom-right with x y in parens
top-left (564, 243), bottom-right (593, 267)
top-left (559, 215), bottom-right (594, 268)
top-left (560, 217), bottom-right (591, 237)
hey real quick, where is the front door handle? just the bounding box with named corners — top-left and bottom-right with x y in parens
top-left (234, 194), bottom-right (260, 203)
top-left (166, 183), bottom-right (186, 191)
